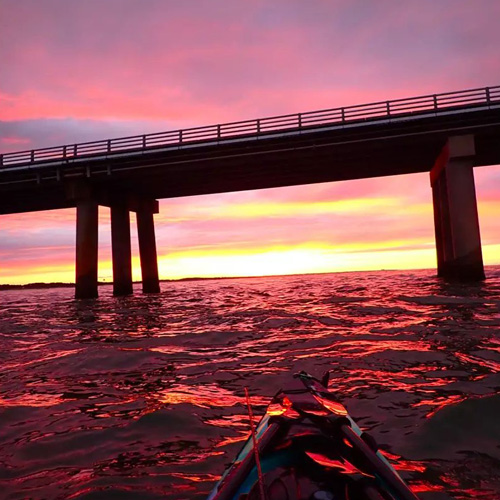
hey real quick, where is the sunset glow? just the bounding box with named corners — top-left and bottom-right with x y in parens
top-left (1, 1), bottom-right (500, 285)
top-left (2, 167), bottom-right (500, 285)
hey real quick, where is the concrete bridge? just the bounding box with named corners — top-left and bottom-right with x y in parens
top-left (1, 86), bottom-right (500, 298)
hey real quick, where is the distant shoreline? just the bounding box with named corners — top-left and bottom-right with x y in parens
top-left (4, 265), bottom-right (499, 291)
top-left (0, 268), bottom-right (445, 291)
top-left (0, 276), bottom-right (239, 291)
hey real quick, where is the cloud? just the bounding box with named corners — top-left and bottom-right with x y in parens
top-left (1, 1), bottom-right (500, 284)
top-left (0, 118), bottom-right (174, 152)
top-left (1, 1), bottom-right (499, 126)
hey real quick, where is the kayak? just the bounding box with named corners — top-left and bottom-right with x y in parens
top-left (208, 371), bottom-right (419, 500)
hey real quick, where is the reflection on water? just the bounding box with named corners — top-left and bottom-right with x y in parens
top-left (1, 268), bottom-right (500, 499)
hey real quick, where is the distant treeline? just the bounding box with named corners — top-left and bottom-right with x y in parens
top-left (0, 282), bottom-right (76, 291)
top-left (0, 275), bottom-right (255, 291)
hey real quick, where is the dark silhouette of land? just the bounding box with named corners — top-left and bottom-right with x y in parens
top-left (0, 268), bottom-right (438, 291)
top-left (0, 276), bottom-right (260, 291)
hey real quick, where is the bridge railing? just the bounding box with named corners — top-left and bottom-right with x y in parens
top-left (1, 85), bottom-right (499, 169)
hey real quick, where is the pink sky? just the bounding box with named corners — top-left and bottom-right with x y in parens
top-left (1, 1), bottom-right (500, 284)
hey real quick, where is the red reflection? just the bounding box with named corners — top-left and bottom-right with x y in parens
top-left (303, 408), bottom-right (329, 416)
top-left (267, 402), bottom-right (286, 416)
top-left (343, 438), bottom-right (353, 448)
top-left (170, 473), bottom-right (221, 483)
top-left (455, 353), bottom-right (500, 372)
top-left (305, 452), bottom-right (368, 475)
top-left (413, 394), bottom-right (466, 418)
top-left (266, 396), bottom-right (301, 418)
top-left (216, 433), bottom-right (249, 447)
top-left (158, 383), bottom-right (269, 408)
top-left (313, 394), bottom-right (348, 416)
top-left (394, 460), bottom-right (426, 473)
top-left (378, 450), bottom-right (426, 473)
top-left (409, 482), bottom-right (444, 493)
top-left (206, 414), bottom-right (250, 429)
top-left (2, 270), bottom-right (499, 499)
top-left (379, 450), bottom-right (400, 460)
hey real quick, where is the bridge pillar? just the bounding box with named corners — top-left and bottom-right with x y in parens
top-left (75, 199), bottom-right (99, 298)
top-left (111, 204), bottom-right (133, 296)
top-left (137, 208), bottom-right (160, 293)
top-left (430, 135), bottom-right (485, 281)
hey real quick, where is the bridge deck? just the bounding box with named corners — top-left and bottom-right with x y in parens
top-left (1, 86), bottom-right (500, 214)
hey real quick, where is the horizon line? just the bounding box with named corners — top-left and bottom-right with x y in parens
top-left (0, 265), bottom-right (457, 291)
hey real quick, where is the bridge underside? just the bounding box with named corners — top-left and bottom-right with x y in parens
top-left (1, 109), bottom-right (500, 215)
top-left (1, 104), bottom-right (500, 297)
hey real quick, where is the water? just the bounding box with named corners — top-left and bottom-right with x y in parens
top-left (1, 269), bottom-right (500, 499)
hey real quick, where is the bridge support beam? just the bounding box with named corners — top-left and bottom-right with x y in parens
top-left (75, 199), bottom-right (99, 299)
top-left (111, 204), bottom-right (133, 296)
top-left (137, 208), bottom-right (160, 293)
top-left (430, 135), bottom-right (485, 281)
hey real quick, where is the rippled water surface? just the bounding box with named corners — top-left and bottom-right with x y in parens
top-left (1, 269), bottom-right (500, 499)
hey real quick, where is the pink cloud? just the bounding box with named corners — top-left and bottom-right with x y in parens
top-left (1, 1), bottom-right (499, 126)
top-left (1, 1), bottom-right (500, 283)
top-left (0, 136), bottom-right (30, 146)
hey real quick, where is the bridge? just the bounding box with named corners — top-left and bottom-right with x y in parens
top-left (1, 86), bottom-right (500, 297)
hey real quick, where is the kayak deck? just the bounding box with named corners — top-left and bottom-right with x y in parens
top-left (208, 372), bottom-right (419, 500)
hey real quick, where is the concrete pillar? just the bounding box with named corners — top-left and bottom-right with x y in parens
top-left (111, 204), bottom-right (133, 296)
top-left (432, 171), bottom-right (454, 277)
top-left (431, 180), bottom-right (445, 276)
top-left (137, 210), bottom-right (160, 293)
top-left (430, 135), bottom-right (485, 281)
top-left (75, 200), bottom-right (99, 298)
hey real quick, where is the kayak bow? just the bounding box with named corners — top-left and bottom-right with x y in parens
top-left (208, 371), bottom-right (419, 500)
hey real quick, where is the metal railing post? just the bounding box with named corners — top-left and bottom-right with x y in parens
top-left (1, 85), bottom-right (497, 169)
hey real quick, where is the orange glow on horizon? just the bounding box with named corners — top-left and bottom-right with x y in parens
top-left (2, 166), bottom-right (500, 286)
top-left (201, 198), bottom-right (403, 219)
top-left (3, 242), bottom-right (500, 286)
